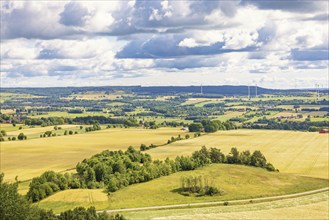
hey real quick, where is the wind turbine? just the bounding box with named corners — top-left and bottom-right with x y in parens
top-left (248, 85), bottom-right (250, 100)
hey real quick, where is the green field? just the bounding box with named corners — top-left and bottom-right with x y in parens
top-left (148, 129), bottom-right (329, 179)
top-left (0, 92), bottom-right (42, 103)
top-left (38, 164), bottom-right (328, 213)
top-left (1, 127), bottom-right (187, 181)
top-left (123, 191), bottom-right (329, 220)
top-left (28, 111), bottom-right (110, 118)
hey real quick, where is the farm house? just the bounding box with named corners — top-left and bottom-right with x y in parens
top-left (319, 129), bottom-right (329, 134)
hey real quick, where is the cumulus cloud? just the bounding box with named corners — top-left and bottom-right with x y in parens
top-left (0, 0), bottom-right (328, 88)
top-left (59, 2), bottom-right (90, 27)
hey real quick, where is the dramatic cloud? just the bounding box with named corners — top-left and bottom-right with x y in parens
top-left (59, 2), bottom-right (90, 27)
top-left (0, 0), bottom-right (328, 88)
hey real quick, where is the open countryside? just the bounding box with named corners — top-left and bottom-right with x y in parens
top-left (1, 1), bottom-right (329, 220)
top-left (1, 87), bottom-right (328, 220)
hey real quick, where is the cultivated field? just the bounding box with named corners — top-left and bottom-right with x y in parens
top-left (1, 127), bottom-right (187, 181)
top-left (148, 129), bottom-right (329, 179)
top-left (38, 164), bottom-right (328, 213)
top-left (6, 125), bottom-right (79, 136)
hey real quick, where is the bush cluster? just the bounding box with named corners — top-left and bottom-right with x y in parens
top-left (27, 171), bottom-right (82, 202)
top-left (180, 176), bottom-right (221, 196)
top-left (189, 120), bottom-right (235, 133)
top-left (85, 124), bottom-right (101, 132)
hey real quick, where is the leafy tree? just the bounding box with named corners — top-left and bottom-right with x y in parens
top-left (192, 146), bottom-right (211, 166)
top-left (227, 148), bottom-right (240, 164)
top-left (57, 206), bottom-right (116, 220)
top-left (209, 148), bottom-right (225, 163)
top-left (140, 144), bottom-right (147, 151)
top-left (17, 133), bottom-right (27, 140)
top-left (188, 123), bottom-right (203, 132)
top-left (1, 130), bottom-right (7, 136)
top-left (250, 150), bottom-right (267, 167)
top-left (0, 173), bottom-right (42, 219)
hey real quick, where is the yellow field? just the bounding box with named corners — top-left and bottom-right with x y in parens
top-left (181, 98), bottom-right (214, 106)
top-left (123, 191), bottom-right (329, 220)
top-left (6, 125), bottom-right (79, 136)
top-left (38, 164), bottom-right (328, 213)
top-left (1, 127), bottom-right (187, 181)
top-left (0, 109), bottom-right (16, 114)
top-left (148, 130), bottom-right (329, 179)
top-left (42, 189), bottom-right (108, 203)
top-left (0, 123), bottom-right (27, 131)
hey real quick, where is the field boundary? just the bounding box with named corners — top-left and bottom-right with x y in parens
top-left (101, 187), bottom-right (329, 214)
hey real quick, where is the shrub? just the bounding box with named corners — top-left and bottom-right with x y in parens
top-left (17, 133), bottom-right (27, 140)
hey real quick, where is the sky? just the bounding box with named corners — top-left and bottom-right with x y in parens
top-left (0, 0), bottom-right (328, 89)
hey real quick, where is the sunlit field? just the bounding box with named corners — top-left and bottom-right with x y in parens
top-left (148, 129), bottom-right (329, 179)
top-left (1, 127), bottom-right (187, 181)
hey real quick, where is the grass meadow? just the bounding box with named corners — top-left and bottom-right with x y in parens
top-left (123, 190), bottom-right (329, 220)
top-left (37, 164), bottom-right (328, 213)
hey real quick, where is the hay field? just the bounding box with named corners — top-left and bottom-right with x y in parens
top-left (0, 123), bottom-right (28, 131)
top-left (148, 129), bottom-right (329, 179)
top-left (6, 125), bottom-right (79, 136)
top-left (1, 127), bottom-right (187, 181)
top-left (124, 190), bottom-right (329, 220)
top-left (38, 164), bottom-right (328, 213)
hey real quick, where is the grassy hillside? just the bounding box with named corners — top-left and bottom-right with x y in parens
top-left (38, 164), bottom-right (328, 213)
top-left (148, 130), bottom-right (329, 179)
top-left (1, 127), bottom-right (187, 181)
top-left (123, 190), bottom-right (329, 220)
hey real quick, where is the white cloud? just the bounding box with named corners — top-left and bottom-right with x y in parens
top-left (178, 38), bottom-right (198, 48)
top-left (0, 0), bottom-right (328, 88)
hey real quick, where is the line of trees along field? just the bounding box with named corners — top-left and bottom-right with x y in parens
top-left (27, 146), bottom-right (276, 202)
top-left (188, 120), bottom-right (236, 132)
top-left (243, 118), bottom-right (329, 131)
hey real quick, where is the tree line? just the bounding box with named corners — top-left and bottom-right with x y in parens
top-left (27, 146), bottom-right (276, 202)
top-left (244, 118), bottom-right (329, 131)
